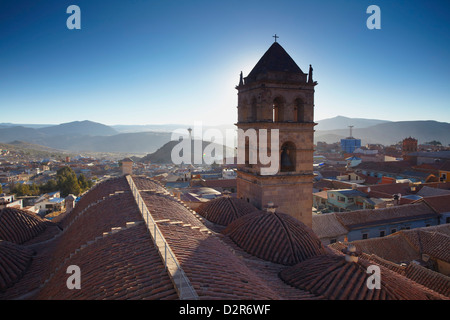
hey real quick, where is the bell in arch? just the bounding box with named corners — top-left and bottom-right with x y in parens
top-left (280, 146), bottom-right (294, 172)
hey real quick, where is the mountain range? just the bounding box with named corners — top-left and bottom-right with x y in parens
top-left (0, 117), bottom-right (448, 156)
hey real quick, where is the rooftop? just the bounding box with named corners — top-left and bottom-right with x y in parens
top-left (1, 175), bottom-right (448, 300)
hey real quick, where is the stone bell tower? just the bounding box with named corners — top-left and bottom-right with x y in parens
top-left (235, 40), bottom-right (317, 227)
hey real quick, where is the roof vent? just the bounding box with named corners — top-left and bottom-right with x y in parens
top-left (264, 201), bottom-right (278, 213)
top-left (342, 244), bottom-right (360, 263)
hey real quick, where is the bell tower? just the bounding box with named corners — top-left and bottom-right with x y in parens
top-left (235, 40), bottom-right (317, 227)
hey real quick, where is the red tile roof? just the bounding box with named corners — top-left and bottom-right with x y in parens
top-left (279, 253), bottom-right (445, 300)
top-left (421, 194), bottom-right (450, 213)
top-left (0, 241), bottom-right (34, 292)
top-left (405, 262), bottom-right (450, 297)
top-left (34, 224), bottom-right (178, 300)
top-left (2, 173), bottom-right (446, 301)
top-left (196, 196), bottom-right (257, 226)
top-left (335, 202), bottom-right (438, 229)
top-left (0, 208), bottom-right (49, 244)
top-left (223, 210), bottom-right (327, 266)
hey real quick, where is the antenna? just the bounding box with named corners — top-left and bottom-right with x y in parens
top-left (348, 125), bottom-right (354, 138)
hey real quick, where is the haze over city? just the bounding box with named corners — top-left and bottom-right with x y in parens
top-left (1, 0), bottom-right (449, 126)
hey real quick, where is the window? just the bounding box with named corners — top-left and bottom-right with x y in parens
top-left (329, 239), bottom-right (337, 244)
top-left (362, 233), bottom-right (368, 240)
top-left (391, 228), bottom-right (397, 234)
top-left (337, 196), bottom-right (346, 202)
top-left (379, 231), bottom-right (386, 237)
top-left (446, 217), bottom-right (450, 223)
top-left (273, 97), bottom-right (285, 122)
top-left (295, 98), bottom-right (305, 123)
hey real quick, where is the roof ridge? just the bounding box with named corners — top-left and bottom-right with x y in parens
top-left (272, 212), bottom-right (297, 262)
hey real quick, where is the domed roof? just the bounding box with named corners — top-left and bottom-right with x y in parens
top-left (0, 240), bottom-right (34, 291)
top-left (222, 210), bottom-right (326, 265)
top-left (196, 196), bottom-right (257, 226)
top-left (279, 253), bottom-right (443, 300)
top-left (0, 208), bottom-right (48, 244)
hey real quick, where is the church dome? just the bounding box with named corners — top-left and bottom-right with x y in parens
top-left (0, 208), bottom-right (48, 244)
top-left (0, 240), bottom-right (34, 291)
top-left (222, 209), bottom-right (326, 265)
top-left (196, 196), bottom-right (257, 226)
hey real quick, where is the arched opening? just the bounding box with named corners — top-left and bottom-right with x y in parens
top-left (273, 97), bottom-right (285, 122)
top-left (280, 141), bottom-right (296, 172)
top-left (295, 98), bottom-right (305, 123)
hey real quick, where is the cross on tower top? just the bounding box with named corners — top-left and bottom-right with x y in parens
top-left (273, 34), bottom-right (279, 42)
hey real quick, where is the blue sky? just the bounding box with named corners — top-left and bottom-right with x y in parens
top-left (0, 0), bottom-right (449, 126)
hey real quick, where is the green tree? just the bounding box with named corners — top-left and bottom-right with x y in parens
top-left (78, 173), bottom-right (88, 190)
top-left (11, 183), bottom-right (30, 196)
top-left (56, 166), bottom-right (81, 197)
top-left (40, 179), bottom-right (58, 194)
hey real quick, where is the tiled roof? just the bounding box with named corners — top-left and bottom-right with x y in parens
top-left (0, 208), bottom-right (49, 244)
top-left (0, 240), bottom-right (34, 292)
top-left (34, 224), bottom-right (178, 300)
top-left (2, 173), bottom-right (446, 301)
top-left (196, 196), bottom-right (257, 226)
top-left (0, 176), bottom-right (178, 300)
top-left (405, 262), bottom-right (450, 297)
top-left (329, 235), bottom-right (421, 265)
top-left (132, 175), bottom-right (167, 193)
top-left (401, 228), bottom-right (450, 263)
top-left (279, 253), bottom-right (445, 300)
top-left (245, 42), bottom-right (304, 84)
top-left (417, 186), bottom-right (450, 197)
top-left (223, 210), bottom-right (326, 266)
top-left (335, 202), bottom-right (438, 229)
top-left (421, 194), bottom-right (450, 213)
top-left (312, 213), bottom-right (348, 239)
top-left (155, 222), bottom-right (281, 299)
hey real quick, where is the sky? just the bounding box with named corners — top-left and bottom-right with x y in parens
top-left (0, 0), bottom-right (449, 126)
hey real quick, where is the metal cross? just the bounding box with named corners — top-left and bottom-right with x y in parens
top-left (273, 34), bottom-right (279, 42)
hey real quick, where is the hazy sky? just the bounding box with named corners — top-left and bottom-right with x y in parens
top-left (1, 0), bottom-right (449, 126)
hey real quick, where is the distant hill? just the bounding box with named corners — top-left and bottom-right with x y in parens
top-left (315, 120), bottom-right (450, 146)
top-left (0, 121), bottom-right (170, 154)
top-left (315, 116), bottom-right (391, 131)
top-left (0, 118), bottom-right (448, 155)
top-left (38, 120), bottom-right (118, 136)
top-left (139, 139), bottom-right (235, 164)
top-left (0, 141), bottom-right (72, 159)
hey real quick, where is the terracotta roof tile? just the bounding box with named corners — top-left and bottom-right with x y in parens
top-left (335, 202), bottom-right (438, 229)
top-left (0, 208), bottom-right (50, 244)
top-left (279, 253), bottom-right (446, 300)
top-left (405, 263), bottom-right (450, 297)
top-left (34, 225), bottom-right (177, 300)
top-left (312, 213), bottom-right (348, 239)
top-left (196, 196), bottom-right (257, 226)
top-left (223, 210), bottom-right (326, 266)
top-left (0, 240), bottom-right (34, 292)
